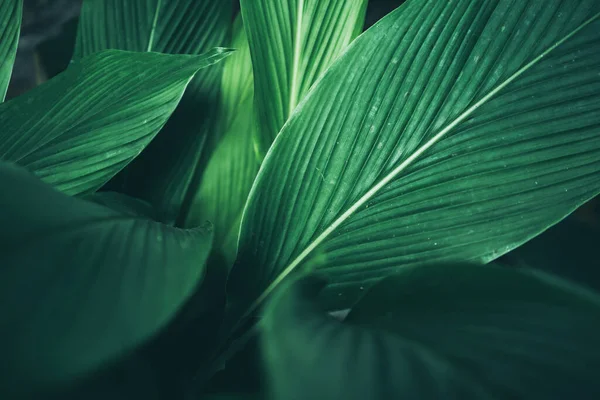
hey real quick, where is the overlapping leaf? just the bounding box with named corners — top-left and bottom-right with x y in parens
top-left (227, 0), bottom-right (600, 313)
top-left (262, 264), bottom-right (600, 399)
top-left (0, 49), bottom-right (228, 195)
top-left (0, 0), bottom-right (21, 101)
top-left (185, 16), bottom-right (258, 266)
top-left (75, 0), bottom-right (232, 222)
top-left (0, 162), bottom-right (213, 394)
top-left (240, 0), bottom-right (368, 157)
top-left (502, 216), bottom-right (600, 292)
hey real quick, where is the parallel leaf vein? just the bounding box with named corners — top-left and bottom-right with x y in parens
top-left (248, 10), bottom-right (600, 313)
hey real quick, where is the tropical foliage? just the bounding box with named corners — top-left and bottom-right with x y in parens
top-left (0, 0), bottom-right (599, 399)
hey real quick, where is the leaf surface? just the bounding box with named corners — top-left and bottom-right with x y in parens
top-left (228, 0), bottom-right (600, 312)
top-left (0, 49), bottom-right (228, 196)
top-left (0, 0), bottom-right (21, 100)
top-left (262, 264), bottom-right (600, 399)
top-left (83, 191), bottom-right (157, 219)
top-left (75, 0), bottom-right (233, 222)
top-left (240, 0), bottom-right (368, 157)
top-left (0, 162), bottom-right (213, 393)
top-left (185, 16), bottom-right (258, 266)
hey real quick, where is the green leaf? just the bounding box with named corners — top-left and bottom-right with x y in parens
top-left (502, 216), bottom-right (600, 293)
top-left (0, 162), bottom-right (213, 395)
top-left (200, 394), bottom-right (264, 400)
top-left (0, 49), bottom-right (228, 196)
top-left (240, 0), bottom-right (368, 158)
top-left (83, 191), bottom-right (157, 219)
top-left (0, 0), bottom-right (21, 101)
top-left (75, 0), bottom-right (233, 223)
top-left (227, 0), bottom-right (600, 313)
top-left (185, 15), bottom-right (259, 266)
top-left (262, 264), bottom-right (600, 399)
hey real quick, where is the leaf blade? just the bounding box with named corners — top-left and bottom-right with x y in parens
top-left (75, 0), bottom-right (233, 223)
top-left (240, 0), bottom-right (368, 157)
top-left (0, 49), bottom-right (228, 196)
top-left (0, 162), bottom-right (214, 394)
top-left (0, 0), bottom-right (22, 101)
top-left (228, 0), bottom-right (600, 312)
top-left (262, 264), bottom-right (600, 399)
top-left (185, 15), bottom-right (259, 266)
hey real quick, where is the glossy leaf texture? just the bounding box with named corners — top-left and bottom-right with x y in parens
top-left (501, 216), bottom-right (600, 293)
top-left (0, 49), bottom-right (228, 196)
top-left (185, 16), bottom-right (258, 267)
top-left (75, 0), bottom-right (233, 223)
top-left (0, 162), bottom-right (213, 395)
top-left (0, 0), bottom-right (21, 101)
top-left (240, 0), bottom-right (368, 158)
top-left (228, 0), bottom-right (600, 312)
top-left (262, 264), bottom-right (600, 400)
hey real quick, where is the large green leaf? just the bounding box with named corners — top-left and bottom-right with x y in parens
top-left (240, 0), bottom-right (368, 158)
top-left (262, 264), bottom-right (600, 399)
top-left (0, 49), bottom-right (228, 196)
top-left (83, 191), bottom-right (157, 219)
top-left (75, 0), bottom-right (233, 223)
top-left (0, 162), bottom-right (213, 394)
top-left (227, 0), bottom-right (600, 313)
top-left (185, 16), bottom-right (259, 267)
top-left (0, 0), bottom-right (21, 101)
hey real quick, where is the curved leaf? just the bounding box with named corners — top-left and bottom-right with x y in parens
top-left (0, 0), bottom-right (21, 101)
top-left (75, 0), bottom-right (233, 223)
top-left (240, 0), bottom-right (368, 158)
top-left (185, 16), bottom-right (259, 266)
top-left (228, 0), bottom-right (600, 313)
top-left (83, 191), bottom-right (157, 219)
top-left (262, 264), bottom-right (600, 399)
top-left (75, 0), bottom-right (228, 56)
top-left (0, 49), bottom-right (228, 196)
top-left (0, 162), bottom-right (213, 394)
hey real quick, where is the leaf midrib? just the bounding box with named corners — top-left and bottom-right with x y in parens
top-left (246, 11), bottom-right (600, 315)
top-left (288, 0), bottom-right (305, 117)
top-left (147, 0), bottom-right (163, 52)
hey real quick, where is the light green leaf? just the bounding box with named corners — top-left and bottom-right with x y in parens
top-left (0, 49), bottom-right (228, 196)
top-left (0, 0), bottom-right (21, 101)
top-left (240, 0), bottom-right (368, 158)
top-left (75, 0), bottom-right (233, 223)
top-left (75, 0), bottom-right (229, 56)
top-left (227, 0), bottom-right (600, 313)
top-left (0, 162), bottom-right (213, 395)
top-left (262, 264), bottom-right (600, 399)
top-left (185, 16), bottom-right (259, 266)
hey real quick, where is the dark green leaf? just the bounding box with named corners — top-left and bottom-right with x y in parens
top-left (0, 162), bottom-right (213, 394)
top-left (0, 0), bottom-right (21, 101)
top-left (502, 216), bottom-right (600, 292)
top-left (227, 0), bottom-right (600, 313)
top-left (75, 0), bottom-right (233, 223)
top-left (240, 0), bottom-right (368, 158)
top-left (185, 15), bottom-right (259, 267)
top-left (0, 49), bottom-right (228, 196)
top-left (201, 394), bottom-right (265, 400)
top-left (262, 264), bottom-right (600, 400)
top-left (83, 191), bottom-right (157, 219)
